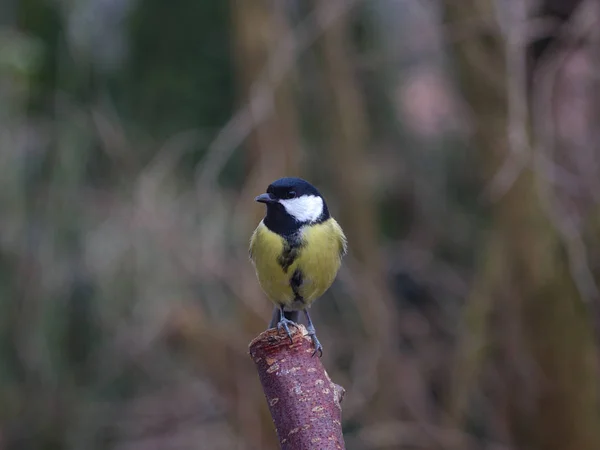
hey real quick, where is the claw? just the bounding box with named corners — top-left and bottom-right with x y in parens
top-left (276, 317), bottom-right (298, 343)
top-left (309, 333), bottom-right (323, 357)
top-left (303, 309), bottom-right (323, 357)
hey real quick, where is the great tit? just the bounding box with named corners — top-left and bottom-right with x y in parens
top-left (249, 177), bottom-right (347, 356)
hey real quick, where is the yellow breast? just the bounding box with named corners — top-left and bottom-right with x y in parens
top-left (249, 218), bottom-right (346, 309)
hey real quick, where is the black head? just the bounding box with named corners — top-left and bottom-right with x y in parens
top-left (255, 177), bottom-right (330, 236)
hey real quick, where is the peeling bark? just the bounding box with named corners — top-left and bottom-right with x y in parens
top-left (249, 325), bottom-right (346, 450)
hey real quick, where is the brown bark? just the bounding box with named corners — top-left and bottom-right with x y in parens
top-left (249, 325), bottom-right (346, 450)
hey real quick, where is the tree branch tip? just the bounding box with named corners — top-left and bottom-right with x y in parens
top-left (248, 322), bottom-right (347, 448)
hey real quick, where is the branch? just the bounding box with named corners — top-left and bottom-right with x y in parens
top-left (249, 325), bottom-right (346, 449)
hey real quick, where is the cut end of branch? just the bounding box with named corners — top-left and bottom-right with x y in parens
top-left (249, 325), bottom-right (346, 449)
top-left (248, 323), bottom-right (309, 353)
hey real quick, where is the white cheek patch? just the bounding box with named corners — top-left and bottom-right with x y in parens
top-left (279, 195), bottom-right (323, 223)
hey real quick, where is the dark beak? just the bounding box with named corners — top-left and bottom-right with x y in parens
top-left (255, 193), bottom-right (276, 204)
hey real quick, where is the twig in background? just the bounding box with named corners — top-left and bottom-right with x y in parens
top-left (194, 0), bottom-right (359, 192)
top-left (481, 0), bottom-right (530, 202)
top-left (249, 325), bottom-right (346, 450)
top-left (531, 0), bottom-right (600, 303)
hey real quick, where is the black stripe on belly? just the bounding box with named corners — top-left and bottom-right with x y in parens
top-left (277, 235), bottom-right (303, 273)
top-left (290, 268), bottom-right (304, 303)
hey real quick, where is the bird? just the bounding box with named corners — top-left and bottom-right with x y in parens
top-left (249, 177), bottom-right (347, 356)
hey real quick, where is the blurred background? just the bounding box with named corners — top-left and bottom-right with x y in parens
top-left (1, 0), bottom-right (600, 449)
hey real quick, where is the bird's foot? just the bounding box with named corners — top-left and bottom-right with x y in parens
top-left (276, 317), bottom-right (299, 343)
top-left (306, 323), bottom-right (323, 357)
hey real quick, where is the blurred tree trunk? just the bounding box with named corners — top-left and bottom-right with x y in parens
top-left (592, 4), bottom-right (600, 312)
top-left (443, 1), bottom-right (600, 449)
top-left (220, 2), bottom-right (305, 448)
top-left (207, 0), bottom-right (310, 448)
top-left (312, 0), bottom-right (404, 422)
top-left (230, 0), bottom-right (301, 225)
top-left (314, 1), bottom-right (377, 269)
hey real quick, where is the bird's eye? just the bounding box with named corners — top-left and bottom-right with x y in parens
top-left (286, 191), bottom-right (296, 199)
